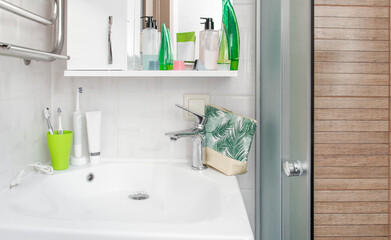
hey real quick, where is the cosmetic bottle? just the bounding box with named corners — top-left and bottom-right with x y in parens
top-left (199, 18), bottom-right (219, 71)
top-left (141, 16), bottom-right (159, 70)
top-left (86, 111), bottom-right (101, 165)
top-left (153, 20), bottom-right (161, 50)
top-left (159, 23), bottom-right (174, 70)
top-left (217, 27), bottom-right (231, 71)
top-left (222, 0), bottom-right (240, 70)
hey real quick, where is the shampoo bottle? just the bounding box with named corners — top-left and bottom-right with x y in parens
top-left (141, 16), bottom-right (159, 70)
top-left (222, 0), bottom-right (240, 70)
top-left (217, 27), bottom-right (231, 71)
top-left (199, 18), bottom-right (219, 71)
top-left (159, 23), bottom-right (174, 70)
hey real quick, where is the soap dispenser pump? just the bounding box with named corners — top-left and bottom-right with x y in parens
top-left (141, 16), bottom-right (159, 70)
top-left (199, 17), bottom-right (219, 70)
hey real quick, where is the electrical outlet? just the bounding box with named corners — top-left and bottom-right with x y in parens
top-left (183, 94), bottom-right (210, 120)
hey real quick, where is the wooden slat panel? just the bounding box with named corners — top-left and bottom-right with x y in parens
top-left (315, 74), bottom-right (389, 85)
top-left (315, 155), bottom-right (389, 167)
top-left (314, 179), bottom-right (388, 190)
top-left (315, 132), bottom-right (388, 144)
top-left (315, 121), bottom-right (389, 131)
top-left (314, 214), bottom-right (388, 225)
top-left (315, 51), bottom-right (388, 63)
top-left (315, 202), bottom-right (388, 213)
top-left (315, 6), bottom-right (388, 18)
top-left (315, 144), bottom-right (388, 155)
top-left (315, 0), bottom-right (389, 6)
top-left (314, 2), bottom-right (390, 238)
top-left (315, 237), bottom-right (388, 240)
top-left (314, 190), bottom-right (389, 201)
top-left (315, 167), bottom-right (388, 178)
top-left (315, 225), bottom-right (389, 237)
top-left (315, 62), bottom-right (389, 74)
top-left (315, 97), bottom-right (389, 109)
top-left (315, 29), bottom-right (389, 40)
top-left (315, 40), bottom-right (389, 51)
top-left (315, 17), bottom-right (389, 29)
top-left (315, 109), bottom-right (388, 120)
top-left (315, 86), bottom-right (388, 97)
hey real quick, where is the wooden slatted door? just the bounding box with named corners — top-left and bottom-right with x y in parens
top-left (314, 0), bottom-right (390, 239)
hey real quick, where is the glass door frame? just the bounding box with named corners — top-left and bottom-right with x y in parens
top-left (255, 0), bottom-right (314, 239)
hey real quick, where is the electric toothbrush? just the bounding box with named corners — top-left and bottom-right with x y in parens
top-left (71, 87), bottom-right (86, 165)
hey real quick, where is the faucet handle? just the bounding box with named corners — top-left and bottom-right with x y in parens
top-left (175, 104), bottom-right (207, 125)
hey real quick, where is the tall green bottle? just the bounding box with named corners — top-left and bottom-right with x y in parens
top-left (218, 27), bottom-right (231, 71)
top-left (159, 23), bottom-right (174, 70)
top-left (222, 0), bottom-right (240, 70)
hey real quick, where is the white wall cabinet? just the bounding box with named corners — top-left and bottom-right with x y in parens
top-left (65, 0), bottom-right (237, 77)
top-left (67, 0), bottom-right (127, 70)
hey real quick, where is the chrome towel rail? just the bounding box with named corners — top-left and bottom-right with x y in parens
top-left (0, 0), bottom-right (69, 65)
top-left (0, 0), bottom-right (58, 25)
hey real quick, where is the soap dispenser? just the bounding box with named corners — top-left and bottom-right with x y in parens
top-left (153, 20), bottom-right (161, 52)
top-left (141, 16), bottom-right (159, 70)
top-left (199, 17), bottom-right (219, 71)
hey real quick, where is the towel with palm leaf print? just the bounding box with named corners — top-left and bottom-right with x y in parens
top-left (204, 105), bottom-right (257, 176)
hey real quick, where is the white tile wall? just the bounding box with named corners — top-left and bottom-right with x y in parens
top-left (1, 0), bottom-right (257, 233)
top-left (0, 0), bottom-right (53, 190)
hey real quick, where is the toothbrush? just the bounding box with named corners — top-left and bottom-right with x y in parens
top-left (57, 108), bottom-right (63, 135)
top-left (43, 108), bottom-right (54, 135)
top-left (72, 87), bottom-right (85, 162)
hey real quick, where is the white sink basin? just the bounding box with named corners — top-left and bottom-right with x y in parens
top-left (0, 159), bottom-right (253, 240)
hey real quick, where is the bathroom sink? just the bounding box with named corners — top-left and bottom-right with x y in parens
top-left (0, 159), bottom-right (253, 240)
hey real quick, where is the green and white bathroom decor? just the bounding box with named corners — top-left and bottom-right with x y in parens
top-left (204, 105), bottom-right (257, 176)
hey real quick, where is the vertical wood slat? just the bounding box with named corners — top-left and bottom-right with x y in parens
top-left (314, 1), bottom-right (390, 239)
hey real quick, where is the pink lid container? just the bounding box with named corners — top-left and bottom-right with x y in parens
top-left (173, 61), bottom-right (185, 70)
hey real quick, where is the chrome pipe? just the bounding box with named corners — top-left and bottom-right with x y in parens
top-left (0, 43), bottom-right (69, 61)
top-left (50, 0), bottom-right (64, 54)
top-left (0, 0), bottom-right (68, 64)
top-left (0, 0), bottom-right (58, 26)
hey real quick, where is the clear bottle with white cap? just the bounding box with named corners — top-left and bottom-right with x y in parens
top-left (141, 16), bottom-right (159, 70)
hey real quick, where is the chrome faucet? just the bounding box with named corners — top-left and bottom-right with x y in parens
top-left (165, 104), bottom-right (207, 171)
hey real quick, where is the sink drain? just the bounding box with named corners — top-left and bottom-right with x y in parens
top-left (128, 192), bottom-right (149, 200)
top-left (86, 172), bottom-right (95, 183)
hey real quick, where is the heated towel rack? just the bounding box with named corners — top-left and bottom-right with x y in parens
top-left (0, 0), bottom-right (69, 65)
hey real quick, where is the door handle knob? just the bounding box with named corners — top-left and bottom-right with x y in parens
top-left (283, 160), bottom-right (306, 177)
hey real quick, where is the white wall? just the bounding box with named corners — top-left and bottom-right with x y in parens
top-left (0, 1), bottom-right (53, 191)
top-left (0, 0), bottom-right (256, 232)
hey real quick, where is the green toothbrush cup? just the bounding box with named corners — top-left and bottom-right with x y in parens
top-left (47, 131), bottom-right (73, 170)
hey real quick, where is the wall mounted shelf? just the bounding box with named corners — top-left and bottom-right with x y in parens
top-left (64, 71), bottom-right (238, 78)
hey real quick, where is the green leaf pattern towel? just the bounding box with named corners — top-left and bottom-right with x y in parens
top-left (205, 105), bottom-right (257, 162)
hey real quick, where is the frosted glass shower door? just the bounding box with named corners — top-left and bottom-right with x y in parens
top-left (281, 0), bottom-right (312, 239)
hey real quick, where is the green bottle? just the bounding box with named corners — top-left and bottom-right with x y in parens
top-left (217, 27), bottom-right (231, 71)
top-left (222, 0), bottom-right (240, 70)
top-left (159, 23), bottom-right (174, 70)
